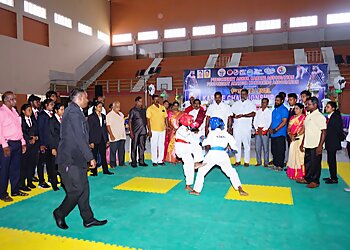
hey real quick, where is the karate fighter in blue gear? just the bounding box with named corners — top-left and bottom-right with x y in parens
top-left (190, 117), bottom-right (248, 196)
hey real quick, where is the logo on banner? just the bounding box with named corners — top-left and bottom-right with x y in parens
top-left (233, 69), bottom-right (239, 76)
top-left (264, 67), bottom-right (276, 75)
top-left (247, 69), bottom-right (254, 76)
top-left (277, 66), bottom-right (287, 75)
top-left (227, 69), bottom-right (234, 76)
top-left (218, 68), bottom-right (226, 77)
top-left (254, 68), bottom-right (264, 75)
top-left (239, 69), bottom-right (247, 76)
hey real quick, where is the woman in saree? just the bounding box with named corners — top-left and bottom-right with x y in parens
top-left (164, 101), bottom-right (183, 163)
top-left (286, 103), bottom-right (306, 180)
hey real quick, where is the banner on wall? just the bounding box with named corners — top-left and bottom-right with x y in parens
top-left (183, 64), bottom-right (328, 106)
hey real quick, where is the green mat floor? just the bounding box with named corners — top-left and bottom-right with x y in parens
top-left (0, 161), bottom-right (350, 249)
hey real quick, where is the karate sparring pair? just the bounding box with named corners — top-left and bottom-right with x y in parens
top-left (175, 115), bottom-right (248, 196)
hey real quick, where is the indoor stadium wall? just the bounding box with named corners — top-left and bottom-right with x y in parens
top-left (0, 0), bottom-right (110, 94)
top-left (110, 0), bottom-right (350, 58)
top-left (111, 0), bottom-right (350, 36)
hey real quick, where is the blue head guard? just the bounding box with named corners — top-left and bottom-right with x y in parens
top-left (209, 117), bottom-right (225, 130)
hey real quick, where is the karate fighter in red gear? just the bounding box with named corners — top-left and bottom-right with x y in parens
top-left (175, 114), bottom-right (205, 191)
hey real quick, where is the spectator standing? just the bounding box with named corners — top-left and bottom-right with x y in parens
top-left (205, 91), bottom-right (232, 136)
top-left (19, 104), bottom-right (39, 191)
top-left (286, 103), bottom-right (306, 180)
top-left (129, 96), bottom-right (148, 168)
top-left (106, 101), bottom-right (126, 167)
top-left (231, 89), bottom-right (256, 166)
top-left (0, 92), bottom-right (27, 202)
top-left (323, 101), bottom-right (343, 184)
top-left (253, 98), bottom-right (272, 167)
top-left (88, 101), bottom-right (113, 175)
top-left (269, 95), bottom-right (289, 171)
top-left (146, 95), bottom-right (168, 166)
top-left (297, 97), bottom-right (326, 188)
top-left (37, 99), bottom-right (58, 190)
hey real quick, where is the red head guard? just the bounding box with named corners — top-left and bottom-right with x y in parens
top-left (179, 114), bottom-right (194, 126)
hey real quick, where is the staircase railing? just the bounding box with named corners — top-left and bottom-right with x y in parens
top-left (50, 77), bottom-right (185, 94)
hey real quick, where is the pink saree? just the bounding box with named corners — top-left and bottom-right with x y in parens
top-left (286, 114), bottom-right (306, 180)
top-left (164, 110), bottom-right (183, 163)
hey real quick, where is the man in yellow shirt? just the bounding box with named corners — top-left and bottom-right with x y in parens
top-left (298, 97), bottom-right (327, 188)
top-left (146, 95), bottom-right (168, 166)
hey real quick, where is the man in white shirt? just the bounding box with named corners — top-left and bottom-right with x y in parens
top-left (231, 89), bottom-right (256, 167)
top-left (253, 98), bottom-right (272, 167)
top-left (188, 99), bottom-right (206, 139)
top-left (205, 92), bottom-right (232, 136)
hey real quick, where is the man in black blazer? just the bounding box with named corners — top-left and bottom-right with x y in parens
top-left (37, 99), bottom-right (57, 189)
top-left (49, 103), bottom-right (66, 191)
top-left (129, 96), bottom-right (148, 168)
top-left (19, 104), bottom-right (39, 191)
top-left (27, 94), bottom-right (41, 183)
top-left (324, 102), bottom-right (344, 184)
top-left (87, 101), bottom-right (113, 175)
top-left (53, 89), bottom-right (107, 230)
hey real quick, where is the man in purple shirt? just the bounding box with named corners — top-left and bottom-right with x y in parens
top-left (0, 91), bottom-right (27, 202)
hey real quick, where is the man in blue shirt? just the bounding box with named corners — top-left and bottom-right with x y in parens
top-left (269, 95), bottom-right (289, 171)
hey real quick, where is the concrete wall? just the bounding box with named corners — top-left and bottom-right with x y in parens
top-left (0, 0), bottom-right (110, 94)
top-left (111, 26), bottom-right (350, 57)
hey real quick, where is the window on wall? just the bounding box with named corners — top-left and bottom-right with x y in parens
top-left (97, 30), bottom-right (110, 44)
top-left (113, 33), bottom-right (132, 43)
top-left (290, 15), bottom-right (318, 28)
top-left (164, 28), bottom-right (186, 39)
top-left (192, 25), bottom-right (215, 36)
top-left (255, 19), bottom-right (281, 31)
top-left (78, 22), bottom-right (92, 36)
top-left (54, 13), bottom-right (72, 29)
top-left (223, 22), bottom-right (248, 33)
top-left (327, 12), bottom-right (350, 24)
top-left (138, 31), bottom-right (158, 41)
top-left (23, 16), bottom-right (49, 46)
top-left (24, 1), bottom-right (46, 19)
top-left (0, 0), bottom-right (14, 7)
top-left (0, 7), bottom-right (17, 38)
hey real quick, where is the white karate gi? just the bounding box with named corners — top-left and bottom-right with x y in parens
top-left (175, 125), bottom-right (204, 185)
top-left (193, 128), bottom-right (242, 192)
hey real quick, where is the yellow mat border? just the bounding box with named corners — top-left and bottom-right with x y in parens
top-left (0, 227), bottom-right (140, 250)
top-left (225, 184), bottom-right (294, 205)
top-left (113, 176), bottom-right (182, 194)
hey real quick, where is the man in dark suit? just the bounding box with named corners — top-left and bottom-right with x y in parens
top-left (129, 96), bottom-right (148, 168)
top-left (324, 101), bottom-right (344, 184)
top-left (87, 101), bottom-right (113, 175)
top-left (287, 93), bottom-right (297, 121)
top-left (37, 99), bottom-right (57, 189)
top-left (286, 93), bottom-right (298, 146)
top-left (53, 89), bottom-right (107, 230)
top-left (27, 94), bottom-right (41, 183)
top-left (19, 103), bottom-right (39, 191)
top-left (49, 103), bottom-right (66, 191)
